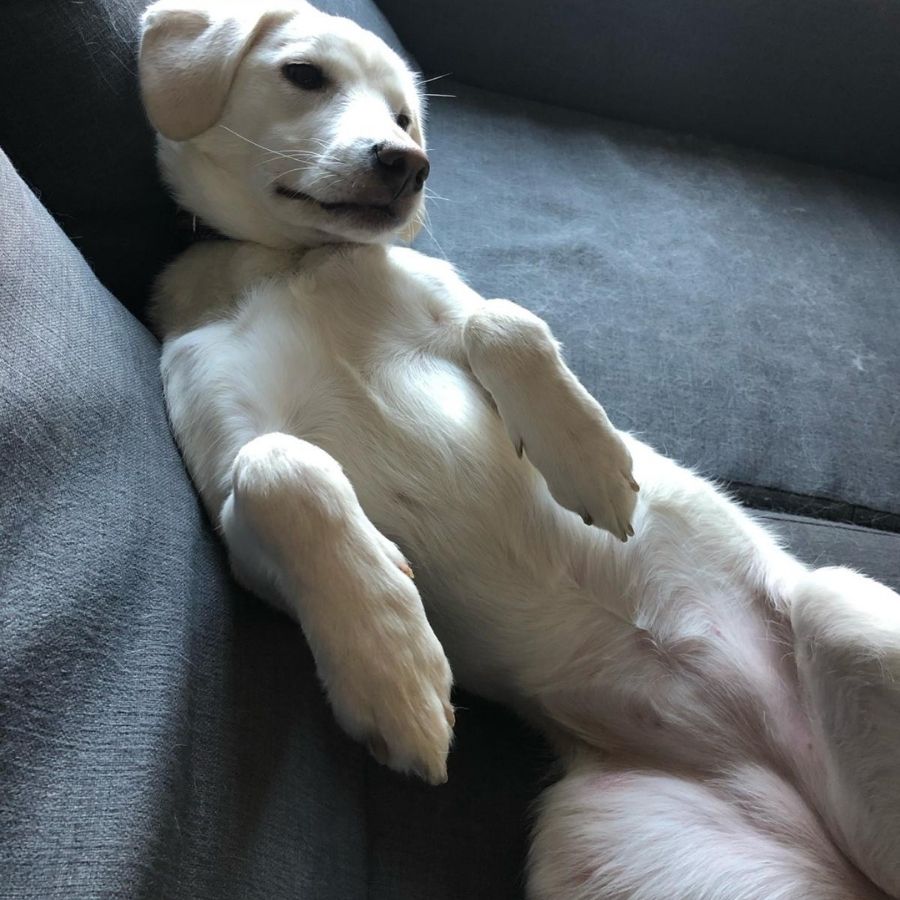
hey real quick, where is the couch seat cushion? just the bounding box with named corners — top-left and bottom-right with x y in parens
top-left (3, 147), bottom-right (899, 900)
top-left (416, 81), bottom-right (900, 530)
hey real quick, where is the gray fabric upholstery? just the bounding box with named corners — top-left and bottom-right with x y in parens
top-left (3, 142), bottom-right (899, 899)
top-left (2, 1), bottom-right (900, 898)
top-left (0, 0), bottom-right (178, 315)
top-left (377, 0), bottom-right (900, 180)
top-left (0, 147), bottom-right (362, 899)
top-left (415, 81), bottom-right (900, 529)
top-left (0, 148), bottom-right (544, 900)
top-left (761, 514), bottom-right (900, 590)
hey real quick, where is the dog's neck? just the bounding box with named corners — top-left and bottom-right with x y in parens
top-left (158, 138), bottom-right (335, 250)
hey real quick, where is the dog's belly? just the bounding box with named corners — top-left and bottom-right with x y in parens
top-left (192, 256), bottom-right (811, 778)
top-left (311, 351), bottom-right (590, 691)
top-left (311, 355), bottom-right (813, 780)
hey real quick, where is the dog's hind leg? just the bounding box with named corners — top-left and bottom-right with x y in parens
top-left (220, 432), bottom-right (455, 784)
top-left (527, 752), bottom-right (889, 900)
top-left (790, 566), bottom-right (900, 897)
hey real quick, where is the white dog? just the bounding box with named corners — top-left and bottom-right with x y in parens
top-left (139, 3), bottom-right (900, 897)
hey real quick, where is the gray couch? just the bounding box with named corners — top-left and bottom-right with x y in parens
top-left (1, 1), bottom-right (897, 897)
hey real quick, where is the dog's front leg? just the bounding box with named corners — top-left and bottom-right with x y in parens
top-left (221, 433), bottom-right (454, 783)
top-left (463, 299), bottom-right (639, 540)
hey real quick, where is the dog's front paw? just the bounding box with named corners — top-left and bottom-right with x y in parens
top-left (321, 555), bottom-right (454, 784)
top-left (515, 387), bottom-right (639, 542)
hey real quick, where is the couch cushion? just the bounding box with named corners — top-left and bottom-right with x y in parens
top-left (415, 81), bottom-right (900, 530)
top-left (0, 0), bottom-right (409, 318)
top-left (2, 148), bottom-right (899, 900)
top-left (377, 0), bottom-right (900, 181)
top-left (761, 514), bottom-right (900, 590)
top-left (0, 147), bottom-right (369, 898)
top-left (0, 147), bottom-right (544, 899)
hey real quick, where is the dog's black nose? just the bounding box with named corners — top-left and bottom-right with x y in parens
top-left (372, 143), bottom-right (430, 194)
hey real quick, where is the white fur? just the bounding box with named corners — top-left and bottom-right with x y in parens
top-left (140, 3), bottom-right (900, 896)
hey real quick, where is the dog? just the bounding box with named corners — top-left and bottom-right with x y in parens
top-left (139, 2), bottom-right (900, 897)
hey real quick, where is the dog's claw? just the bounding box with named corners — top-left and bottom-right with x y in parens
top-left (400, 560), bottom-right (415, 580)
top-left (582, 512), bottom-right (594, 527)
top-left (628, 477), bottom-right (640, 492)
top-left (516, 437), bottom-right (525, 459)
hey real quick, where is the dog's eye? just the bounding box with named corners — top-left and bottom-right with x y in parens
top-left (396, 113), bottom-right (411, 131)
top-left (283, 63), bottom-right (326, 91)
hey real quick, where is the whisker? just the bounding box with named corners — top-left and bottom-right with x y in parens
top-left (424, 189), bottom-right (454, 203)
top-left (257, 153), bottom-right (311, 168)
top-left (305, 170), bottom-right (342, 191)
top-left (257, 153), bottom-right (345, 180)
top-left (220, 127), bottom-right (345, 168)
top-left (266, 150), bottom-right (343, 165)
top-left (297, 136), bottom-right (342, 154)
top-left (417, 72), bottom-right (452, 85)
top-left (265, 165), bottom-right (314, 188)
top-left (219, 125), bottom-right (300, 161)
top-left (423, 93), bottom-right (456, 99)
top-left (420, 206), bottom-right (448, 260)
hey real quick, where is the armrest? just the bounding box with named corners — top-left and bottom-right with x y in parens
top-left (377, 0), bottom-right (900, 180)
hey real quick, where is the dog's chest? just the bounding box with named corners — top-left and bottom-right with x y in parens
top-left (262, 252), bottom-right (513, 511)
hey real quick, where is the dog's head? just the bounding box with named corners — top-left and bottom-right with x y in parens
top-left (140, 0), bottom-right (427, 247)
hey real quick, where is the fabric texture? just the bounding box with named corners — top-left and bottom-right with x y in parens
top-left (2, 0), bottom-right (900, 897)
top-left (0, 148), bottom-right (544, 900)
top-left (414, 80), bottom-right (900, 529)
top-left (0, 147), bottom-right (363, 899)
top-left (2, 144), bottom-right (899, 900)
top-left (758, 514), bottom-right (900, 590)
top-left (377, 0), bottom-right (900, 180)
top-left (0, 0), bottom-right (178, 316)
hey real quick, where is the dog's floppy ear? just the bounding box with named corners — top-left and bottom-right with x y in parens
top-left (139, 1), bottom-right (294, 141)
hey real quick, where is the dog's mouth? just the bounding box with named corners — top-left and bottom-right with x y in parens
top-left (274, 184), bottom-right (399, 222)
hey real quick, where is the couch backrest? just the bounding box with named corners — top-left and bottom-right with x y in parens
top-left (376, 0), bottom-right (900, 181)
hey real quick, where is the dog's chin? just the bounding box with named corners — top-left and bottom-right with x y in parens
top-left (274, 185), bottom-right (418, 240)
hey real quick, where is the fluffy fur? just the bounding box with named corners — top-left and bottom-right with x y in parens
top-left (140, 3), bottom-right (900, 897)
